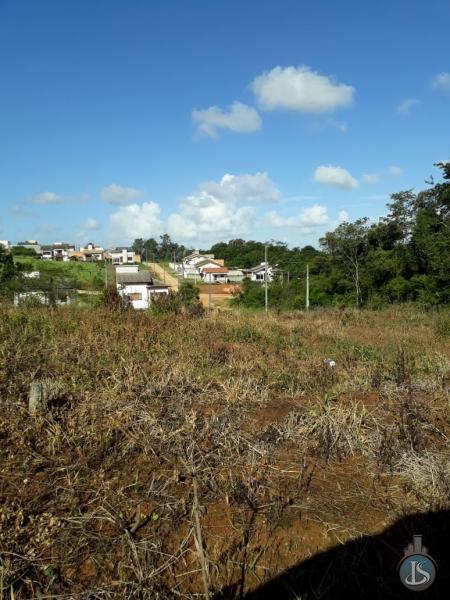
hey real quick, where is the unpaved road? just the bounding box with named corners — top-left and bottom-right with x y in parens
top-left (144, 262), bottom-right (232, 308)
top-left (145, 262), bottom-right (179, 289)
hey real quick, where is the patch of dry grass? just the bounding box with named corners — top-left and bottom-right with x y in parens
top-left (0, 305), bottom-right (449, 598)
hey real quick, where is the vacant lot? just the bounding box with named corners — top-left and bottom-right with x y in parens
top-left (0, 306), bottom-right (449, 598)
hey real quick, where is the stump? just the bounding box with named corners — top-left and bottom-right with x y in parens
top-left (29, 382), bottom-right (44, 415)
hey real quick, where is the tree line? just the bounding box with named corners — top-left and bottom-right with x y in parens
top-left (233, 162), bottom-right (450, 309)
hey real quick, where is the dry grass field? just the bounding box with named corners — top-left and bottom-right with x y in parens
top-left (0, 305), bottom-right (449, 599)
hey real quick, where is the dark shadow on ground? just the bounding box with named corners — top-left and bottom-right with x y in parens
top-left (215, 510), bottom-right (449, 599)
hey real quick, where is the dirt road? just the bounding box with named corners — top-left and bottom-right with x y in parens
top-left (145, 262), bottom-right (179, 289)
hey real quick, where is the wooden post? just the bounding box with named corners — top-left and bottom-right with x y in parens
top-left (29, 382), bottom-right (44, 415)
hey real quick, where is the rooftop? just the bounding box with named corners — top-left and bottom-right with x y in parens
top-left (115, 272), bottom-right (171, 286)
top-left (196, 259), bottom-right (222, 267)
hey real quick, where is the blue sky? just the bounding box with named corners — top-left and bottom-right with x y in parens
top-left (1, 0), bottom-right (449, 248)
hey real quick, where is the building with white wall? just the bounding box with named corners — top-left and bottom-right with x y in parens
top-left (108, 247), bottom-right (140, 265)
top-left (116, 271), bottom-right (170, 309)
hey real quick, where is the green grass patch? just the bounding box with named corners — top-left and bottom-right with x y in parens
top-left (14, 257), bottom-right (107, 290)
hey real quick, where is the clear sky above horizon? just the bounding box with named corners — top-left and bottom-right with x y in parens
top-left (1, 0), bottom-right (449, 249)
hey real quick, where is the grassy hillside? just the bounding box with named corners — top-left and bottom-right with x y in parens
top-left (13, 257), bottom-right (107, 290)
top-left (0, 306), bottom-right (449, 598)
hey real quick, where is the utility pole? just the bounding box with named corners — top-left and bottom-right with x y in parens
top-left (306, 263), bottom-right (310, 311)
top-left (264, 245), bottom-right (268, 314)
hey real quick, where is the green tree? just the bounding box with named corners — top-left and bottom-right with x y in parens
top-left (0, 246), bottom-right (17, 287)
top-left (320, 218), bottom-right (369, 307)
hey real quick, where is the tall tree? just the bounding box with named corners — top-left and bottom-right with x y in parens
top-left (320, 218), bottom-right (369, 307)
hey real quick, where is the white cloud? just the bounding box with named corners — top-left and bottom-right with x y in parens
top-left (82, 218), bottom-right (100, 230)
top-left (252, 65), bottom-right (355, 113)
top-left (168, 172), bottom-right (280, 241)
top-left (388, 165), bottom-right (403, 177)
top-left (31, 191), bottom-right (63, 205)
top-left (192, 101), bottom-right (262, 138)
top-left (101, 183), bottom-right (145, 206)
top-left (362, 173), bottom-right (380, 185)
top-left (313, 165), bottom-right (358, 189)
top-left (432, 72), bottom-right (450, 91)
top-left (267, 204), bottom-right (330, 228)
top-left (397, 98), bottom-right (420, 114)
top-left (109, 202), bottom-right (163, 242)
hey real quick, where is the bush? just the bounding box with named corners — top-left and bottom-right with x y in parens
top-left (150, 290), bottom-right (181, 314)
top-left (150, 288), bottom-right (204, 316)
top-left (101, 285), bottom-right (129, 311)
top-left (10, 246), bottom-right (37, 256)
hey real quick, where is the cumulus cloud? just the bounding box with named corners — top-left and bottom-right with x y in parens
top-left (362, 173), bottom-right (380, 185)
top-left (432, 72), bottom-right (450, 91)
top-left (252, 65), bottom-right (355, 113)
top-left (168, 172), bottom-right (280, 241)
top-left (313, 165), bottom-right (358, 189)
top-left (82, 218), bottom-right (100, 230)
top-left (109, 202), bottom-right (163, 242)
top-left (101, 183), bottom-right (145, 205)
top-left (31, 191), bottom-right (63, 205)
top-left (267, 204), bottom-right (330, 228)
top-left (192, 101), bottom-right (262, 138)
top-left (388, 165), bottom-right (403, 177)
top-left (397, 98), bottom-right (420, 114)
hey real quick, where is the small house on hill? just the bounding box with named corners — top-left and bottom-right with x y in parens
top-left (196, 259), bottom-right (223, 273)
top-left (41, 243), bottom-right (75, 261)
top-left (116, 271), bottom-right (170, 309)
top-left (79, 242), bottom-right (104, 261)
top-left (108, 247), bottom-right (141, 265)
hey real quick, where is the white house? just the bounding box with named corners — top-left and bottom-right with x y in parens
top-left (108, 247), bottom-right (140, 265)
top-left (202, 267), bottom-right (229, 284)
top-left (116, 271), bottom-right (170, 309)
top-left (79, 242), bottom-right (104, 261)
top-left (0, 240), bottom-right (11, 249)
top-left (244, 262), bottom-right (278, 283)
top-left (196, 259), bottom-right (225, 274)
top-left (40, 243), bottom-right (75, 261)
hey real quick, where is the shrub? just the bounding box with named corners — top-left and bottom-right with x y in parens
top-left (101, 284), bottom-right (129, 311)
